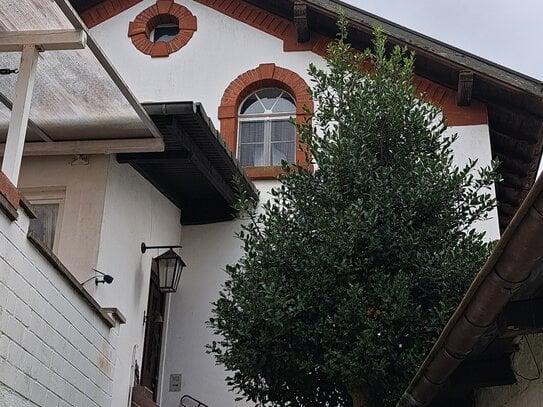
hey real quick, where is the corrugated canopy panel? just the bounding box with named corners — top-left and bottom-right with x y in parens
top-left (0, 0), bottom-right (159, 143)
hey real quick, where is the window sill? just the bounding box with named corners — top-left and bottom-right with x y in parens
top-left (244, 163), bottom-right (314, 180)
top-left (244, 166), bottom-right (286, 180)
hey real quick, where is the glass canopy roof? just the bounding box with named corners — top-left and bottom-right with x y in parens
top-left (0, 0), bottom-right (162, 146)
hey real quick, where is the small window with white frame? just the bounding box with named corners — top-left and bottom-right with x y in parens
top-left (22, 188), bottom-right (65, 252)
top-left (238, 88), bottom-right (296, 167)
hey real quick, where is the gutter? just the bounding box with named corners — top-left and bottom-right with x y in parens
top-left (398, 173), bottom-right (543, 406)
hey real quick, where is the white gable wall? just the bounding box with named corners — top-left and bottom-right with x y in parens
top-left (87, 3), bottom-right (500, 405)
top-left (449, 124), bottom-right (500, 241)
top-left (89, 0), bottom-right (499, 243)
top-left (89, 0), bottom-right (326, 129)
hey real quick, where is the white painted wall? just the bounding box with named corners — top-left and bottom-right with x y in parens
top-left (89, 0), bottom-right (326, 129)
top-left (449, 124), bottom-right (500, 241)
top-left (95, 157), bottom-right (182, 407)
top-left (18, 155), bottom-right (109, 283)
top-left (0, 202), bottom-right (118, 407)
top-left (476, 334), bottom-right (543, 407)
top-left (159, 180), bottom-right (274, 407)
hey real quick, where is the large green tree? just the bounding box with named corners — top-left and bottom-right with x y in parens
top-left (209, 17), bottom-right (498, 407)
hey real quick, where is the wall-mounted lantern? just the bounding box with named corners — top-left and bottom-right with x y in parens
top-left (141, 242), bottom-right (186, 293)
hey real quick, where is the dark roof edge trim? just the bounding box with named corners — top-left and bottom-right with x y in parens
top-left (398, 173), bottom-right (543, 406)
top-left (143, 101), bottom-right (258, 199)
top-left (306, 0), bottom-right (543, 96)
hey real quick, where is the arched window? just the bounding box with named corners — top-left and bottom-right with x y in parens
top-left (238, 89), bottom-right (296, 167)
top-left (218, 64), bottom-right (314, 180)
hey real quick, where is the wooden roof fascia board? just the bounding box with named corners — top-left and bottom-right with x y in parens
top-left (303, 0), bottom-right (543, 99)
top-left (118, 102), bottom-right (257, 224)
top-left (0, 29), bottom-right (87, 52)
top-left (168, 116), bottom-right (236, 204)
top-left (144, 102), bottom-right (258, 199)
top-left (71, 0), bottom-right (543, 106)
top-left (192, 102), bottom-right (257, 198)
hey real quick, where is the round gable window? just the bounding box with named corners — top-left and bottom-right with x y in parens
top-left (128, 0), bottom-right (197, 57)
top-left (152, 23), bottom-right (180, 42)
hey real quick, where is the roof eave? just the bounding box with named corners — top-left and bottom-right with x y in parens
top-left (399, 173), bottom-right (543, 406)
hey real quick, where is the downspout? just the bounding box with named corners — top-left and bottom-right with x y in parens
top-left (398, 173), bottom-right (543, 406)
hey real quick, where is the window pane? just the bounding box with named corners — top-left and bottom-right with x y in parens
top-left (240, 144), bottom-right (264, 166)
top-left (153, 25), bottom-right (179, 43)
top-left (271, 120), bottom-right (295, 142)
top-left (29, 204), bottom-right (59, 250)
top-left (239, 121), bottom-right (265, 166)
top-left (257, 89), bottom-right (282, 110)
top-left (239, 121), bottom-right (265, 143)
top-left (240, 95), bottom-right (264, 114)
top-left (271, 142), bottom-right (295, 165)
top-left (272, 94), bottom-right (295, 113)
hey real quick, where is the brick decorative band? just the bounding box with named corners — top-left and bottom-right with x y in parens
top-left (0, 170), bottom-right (20, 219)
top-left (198, 0), bottom-right (486, 126)
top-left (81, 0), bottom-right (486, 124)
top-left (218, 63), bottom-right (314, 180)
top-left (194, 0), bottom-right (330, 55)
top-left (128, 0), bottom-right (197, 57)
top-left (81, 0), bottom-right (144, 29)
top-left (415, 76), bottom-right (488, 126)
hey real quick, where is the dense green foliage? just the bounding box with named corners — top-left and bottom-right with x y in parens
top-left (209, 17), bottom-right (499, 406)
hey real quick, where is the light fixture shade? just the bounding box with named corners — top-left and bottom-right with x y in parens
top-left (154, 249), bottom-right (186, 292)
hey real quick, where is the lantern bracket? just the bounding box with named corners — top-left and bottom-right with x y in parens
top-left (141, 242), bottom-right (186, 293)
top-left (141, 242), bottom-right (182, 253)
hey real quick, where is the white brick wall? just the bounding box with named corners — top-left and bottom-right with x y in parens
top-left (0, 209), bottom-right (119, 407)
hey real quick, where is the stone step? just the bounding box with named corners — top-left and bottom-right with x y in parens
top-left (131, 385), bottom-right (159, 407)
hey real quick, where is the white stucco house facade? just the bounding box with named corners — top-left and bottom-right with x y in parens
top-left (1, 1), bottom-right (543, 407)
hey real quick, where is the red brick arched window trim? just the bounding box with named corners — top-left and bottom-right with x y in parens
top-left (128, 0), bottom-right (197, 58)
top-left (218, 63), bottom-right (314, 180)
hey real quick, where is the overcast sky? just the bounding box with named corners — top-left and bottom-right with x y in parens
top-left (343, 0), bottom-right (542, 81)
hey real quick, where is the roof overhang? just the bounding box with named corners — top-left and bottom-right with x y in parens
top-left (244, 0), bottom-right (543, 232)
top-left (118, 102), bottom-right (258, 225)
top-left (0, 0), bottom-right (164, 163)
top-left (399, 173), bottom-right (543, 406)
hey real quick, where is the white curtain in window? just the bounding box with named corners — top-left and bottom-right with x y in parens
top-left (239, 121), bottom-right (265, 166)
top-left (271, 120), bottom-right (295, 165)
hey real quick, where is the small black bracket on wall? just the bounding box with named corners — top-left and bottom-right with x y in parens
top-left (0, 68), bottom-right (18, 75)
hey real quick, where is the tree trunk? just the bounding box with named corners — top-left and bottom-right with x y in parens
top-left (347, 384), bottom-right (371, 407)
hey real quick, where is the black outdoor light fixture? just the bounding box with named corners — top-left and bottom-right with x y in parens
top-left (141, 242), bottom-right (186, 293)
top-left (81, 268), bottom-right (114, 286)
